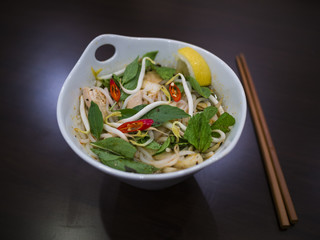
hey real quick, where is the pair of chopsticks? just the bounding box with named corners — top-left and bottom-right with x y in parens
top-left (236, 54), bottom-right (298, 229)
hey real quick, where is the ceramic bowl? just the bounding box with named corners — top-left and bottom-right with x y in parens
top-left (57, 34), bottom-right (247, 190)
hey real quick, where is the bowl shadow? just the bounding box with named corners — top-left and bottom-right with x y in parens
top-left (99, 177), bottom-right (219, 240)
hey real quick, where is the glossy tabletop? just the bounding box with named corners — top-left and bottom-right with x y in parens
top-left (1, 0), bottom-right (320, 239)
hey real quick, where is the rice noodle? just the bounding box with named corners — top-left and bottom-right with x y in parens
top-left (118, 101), bottom-right (169, 123)
top-left (212, 129), bottom-right (226, 143)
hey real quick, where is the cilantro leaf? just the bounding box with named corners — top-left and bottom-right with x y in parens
top-left (88, 101), bottom-right (104, 139)
top-left (186, 76), bottom-right (211, 98)
top-left (211, 112), bottom-right (236, 133)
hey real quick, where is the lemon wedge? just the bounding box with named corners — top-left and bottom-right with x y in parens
top-left (177, 47), bottom-right (211, 86)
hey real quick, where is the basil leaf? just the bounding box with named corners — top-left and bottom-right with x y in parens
top-left (146, 141), bottom-right (162, 150)
top-left (154, 66), bottom-right (176, 80)
top-left (133, 104), bottom-right (147, 112)
top-left (186, 76), bottom-right (211, 98)
top-left (122, 56), bottom-right (139, 83)
top-left (91, 137), bottom-right (137, 159)
top-left (142, 51), bottom-right (158, 60)
top-left (102, 74), bottom-right (121, 89)
top-left (91, 148), bottom-right (124, 161)
top-left (142, 105), bottom-right (190, 126)
top-left (120, 65), bottom-right (142, 101)
top-left (93, 148), bottom-right (158, 174)
top-left (211, 112), bottom-right (236, 133)
top-left (154, 137), bottom-right (171, 155)
top-left (88, 101), bottom-right (104, 139)
top-left (117, 108), bottom-right (139, 120)
top-left (184, 108), bottom-right (215, 152)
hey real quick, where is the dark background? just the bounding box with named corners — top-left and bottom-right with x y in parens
top-left (1, 0), bottom-right (320, 239)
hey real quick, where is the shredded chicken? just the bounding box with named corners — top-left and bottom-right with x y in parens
top-left (127, 90), bottom-right (143, 109)
top-left (82, 87), bottom-right (108, 118)
top-left (142, 70), bottom-right (162, 95)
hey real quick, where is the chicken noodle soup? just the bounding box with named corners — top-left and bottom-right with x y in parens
top-left (75, 50), bottom-right (235, 174)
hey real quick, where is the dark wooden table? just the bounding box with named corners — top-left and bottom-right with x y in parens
top-left (2, 0), bottom-right (320, 239)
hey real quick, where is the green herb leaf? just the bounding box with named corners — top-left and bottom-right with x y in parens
top-left (184, 107), bottom-right (217, 152)
top-left (118, 105), bottom-right (189, 126)
top-left (122, 56), bottom-right (139, 84)
top-left (117, 108), bottom-right (139, 120)
top-left (102, 74), bottom-right (121, 89)
top-left (92, 148), bottom-right (158, 174)
top-left (203, 106), bottom-right (218, 120)
top-left (211, 112), bottom-right (236, 133)
top-left (88, 101), bottom-right (104, 139)
top-left (142, 51), bottom-right (158, 60)
top-left (91, 148), bottom-right (124, 161)
top-left (91, 137), bottom-right (137, 159)
top-left (145, 140), bottom-right (162, 150)
top-left (154, 137), bottom-right (171, 155)
top-left (186, 76), bottom-right (211, 98)
top-left (154, 66), bottom-right (176, 80)
top-left (120, 64), bottom-right (142, 101)
top-left (142, 105), bottom-right (190, 126)
top-left (175, 82), bottom-right (185, 94)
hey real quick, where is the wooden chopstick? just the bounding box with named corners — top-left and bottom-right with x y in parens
top-left (236, 54), bottom-right (298, 229)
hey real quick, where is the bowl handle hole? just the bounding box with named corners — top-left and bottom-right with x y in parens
top-left (95, 44), bottom-right (116, 62)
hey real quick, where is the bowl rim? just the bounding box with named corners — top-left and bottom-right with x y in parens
top-left (57, 34), bottom-right (247, 181)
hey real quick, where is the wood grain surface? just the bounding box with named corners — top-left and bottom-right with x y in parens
top-left (1, 0), bottom-right (320, 239)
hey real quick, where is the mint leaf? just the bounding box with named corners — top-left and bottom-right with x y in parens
top-left (154, 66), bottom-right (176, 80)
top-left (92, 148), bottom-right (158, 174)
top-left (186, 76), bottom-right (211, 98)
top-left (184, 107), bottom-right (217, 152)
top-left (211, 112), bottom-right (236, 133)
top-left (88, 101), bottom-right (104, 139)
top-left (91, 137), bottom-right (137, 159)
top-left (122, 56), bottom-right (139, 83)
top-left (142, 105), bottom-right (190, 126)
top-left (203, 106), bottom-right (218, 120)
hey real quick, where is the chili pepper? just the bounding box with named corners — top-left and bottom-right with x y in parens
top-left (110, 79), bottom-right (120, 102)
top-left (169, 82), bottom-right (181, 102)
top-left (117, 119), bottom-right (154, 133)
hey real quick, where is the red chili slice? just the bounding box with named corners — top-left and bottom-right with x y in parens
top-left (110, 79), bottom-right (120, 102)
top-left (117, 119), bottom-right (154, 133)
top-left (169, 82), bottom-right (181, 102)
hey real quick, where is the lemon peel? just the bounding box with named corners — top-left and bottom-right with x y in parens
top-left (177, 47), bottom-right (211, 87)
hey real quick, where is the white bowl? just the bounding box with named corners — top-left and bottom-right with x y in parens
top-left (57, 34), bottom-right (247, 190)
